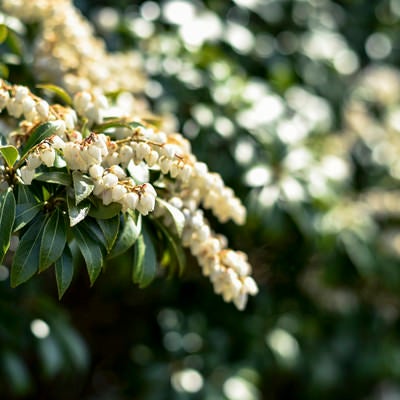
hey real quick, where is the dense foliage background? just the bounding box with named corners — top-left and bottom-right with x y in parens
top-left (2, 0), bottom-right (400, 399)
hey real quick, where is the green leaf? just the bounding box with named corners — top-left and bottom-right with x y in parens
top-left (39, 209), bottom-right (67, 272)
top-left (0, 24), bottom-right (8, 44)
top-left (80, 218), bottom-right (107, 250)
top-left (55, 245), bottom-right (74, 299)
top-left (35, 171), bottom-right (72, 186)
top-left (0, 145), bottom-right (18, 167)
top-left (5, 29), bottom-right (23, 57)
top-left (38, 335), bottom-right (64, 378)
top-left (11, 213), bottom-right (46, 287)
top-left (72, 171), bottom-right (94, 204)
top-left (88, 196), bottom-right (121, 219)
top-left (1, 351), bottom-right (32, 396)
top-left (108, 213), bottom-right (141, 259)
top-left (97, 215), bottom-right (120, 252)
top-left (0, 189), bottom-right (16, 263)
top-left (72, 223), bottom-right (104, 285)
top-left (13, 203), bottom-right (42, 231)
top-left (36, 84), bottom-right (72, 106)
top-left (67, 195), bottom-right (90, 226)
top-left (0, 62), bottom-right (9, 79)
top-left (157, 221), bottom-right (186, 277)
top-left (17, 184), bottom-right (36, 203)
top-left (93, 119), bottom-right (134, 133)
top-left (156, 198), bottom-right (185, 237)
top-left (21, 121), bottom-right (61, 159)
top-left (132, 225), bottom-right (157, 288)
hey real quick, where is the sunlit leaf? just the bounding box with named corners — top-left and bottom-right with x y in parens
top-left (55, 245), bottom-right (74, 299)
top-left (11, 213), bottom-right (46, 287)
top-left (0, 145), bottom-right (18, 167)
top-left (67, 195), bottom-right (90, 226)
top-left (39, 208), bottom-right (67, 272)
top-left (156, 198), bottom-right (185, 237)
top-left (0, 188), bottom-right (16, 263)
top-left (21, 121), bottom-right (62, 159)
top-left (0, 24), bottom-right (8, 44)
top-left (72, 171), bottom-right (94, 204)
top-left (36, 84), bottom-right (72, 106)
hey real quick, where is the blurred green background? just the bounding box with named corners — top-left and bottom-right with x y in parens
top-left (3, 0), bottom-right (400, 398)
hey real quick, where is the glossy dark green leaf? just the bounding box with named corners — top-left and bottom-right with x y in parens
top-left (88, 196), bottom-right (121, 219)
top-left (0, 145), bottom-right (18, 167)
top-left (97, 215), bottom-right (120, 252)
top-left (72, 223), bottom-right (104, 285)
top-left (35, 171), bottom-right (72, 186)
top-left (156, 198), bottom-right (185, 237)
top-left (17, 184), bottom-right (36, 204)
top-left (13, 202), bottom-right (42, 231)
top-left (55, 245), bottom-right (74, 299)
top-left (39, 209), bottom-right (66, 272)
top-left (80, 218), bottom-right (107, 250)
top-left (11, 213), bottom-right (46, 287)
top-left (108, 213), bottom-right (141, 259)
top-left (67, 195), bottom-right (90, 226)
top-left (21, 121), bottom-right (61, 159)
top-left (36, 84), bottom-right (72, 106)
top-left (72, 171), bottom-right (94, 204)
top-left (0, 189), bottom-right (16, 263)
top-left (132, 225), bottom-right (157, 288)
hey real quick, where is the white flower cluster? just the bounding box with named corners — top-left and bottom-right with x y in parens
top-left (180, 204), bottom-right (258, 310)
top-left (0, 0), bottom-right (258, 309)
top-left (2, 0), bottom-right (145, 94)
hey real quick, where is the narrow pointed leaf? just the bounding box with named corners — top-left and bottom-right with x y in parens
top-left (17, 184), bottom-right (36, 204)
top-left (67, 195), bottom-right (90, 226)
top-left (11, 213), bottom-right (46, 287)
top-left (72, 223), bottom-right (104, 285)
top-left (97, 215), bottom-right (120, 252)
top-left (13, 203), bottom-right (41, 231)
top-left (0, 189), bottom-right (16, 263)
top-left (72, 171), bottom-right (94, 204)
top-left (55, 245), bottom-right (74, 299)
top-left (88, 196), bottom-right (121, 219)
top-left (132, 225), bottom-right (157, 288)
top-left (21, 121), bottom-right (62, 158)
top-left (108, 213), bottom-right (141, 259)
top-left (39, 209), bottom-right (67, 272)
top-left (0, 145), bottom-right (18, 167)
top-left (36, 84), bottom-right (72, 106)
top-left (35, 171), bottom-right (72, 186)
top-left (80, 218), bottom-right (107, 250)
top-left (156, 198), bottom-right (185, 237)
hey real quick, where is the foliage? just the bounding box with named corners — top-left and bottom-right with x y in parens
top-left (1, 0), bottom-right (400, 399)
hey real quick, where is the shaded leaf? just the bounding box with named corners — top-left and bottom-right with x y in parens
top-left (5, 29), bottom-right (23, 57)
top-left (21, 121), bottom-right (61, 159)
top-left (39, 209), bottom-right (66, 272)
top-left (1, 351), bottom-right (32, 396)
top-left (35, 171), bottom-right (72, 186)
top-left (55, 245), bottom-right (74, 299)
top-left (97, 215), bottom-right (120, 252)
top-left (17, 184), bottom-right (36, 204)
top-left (72, 171), bottom-right (94, 204)
top-left (72, 223), bottom-right (104, 285)
top-left (132, 224), bottom-right (157, 288)
top-left (38, 335), bottom-right (64, 378)
top-left (0, 145), bottom-right (18, 167)
top-left (0, 189), bottom-right (16, 263)
top-left (11, 213), bottom-right (46, 287)
top-left (88, 196), bottom-right (121, 219)
top-left (108, 213), bottom-right (141, 259)
top-left (13, 203), bottom-right (41, 231)
top-left (36, 84), bottom-right (72, 106)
